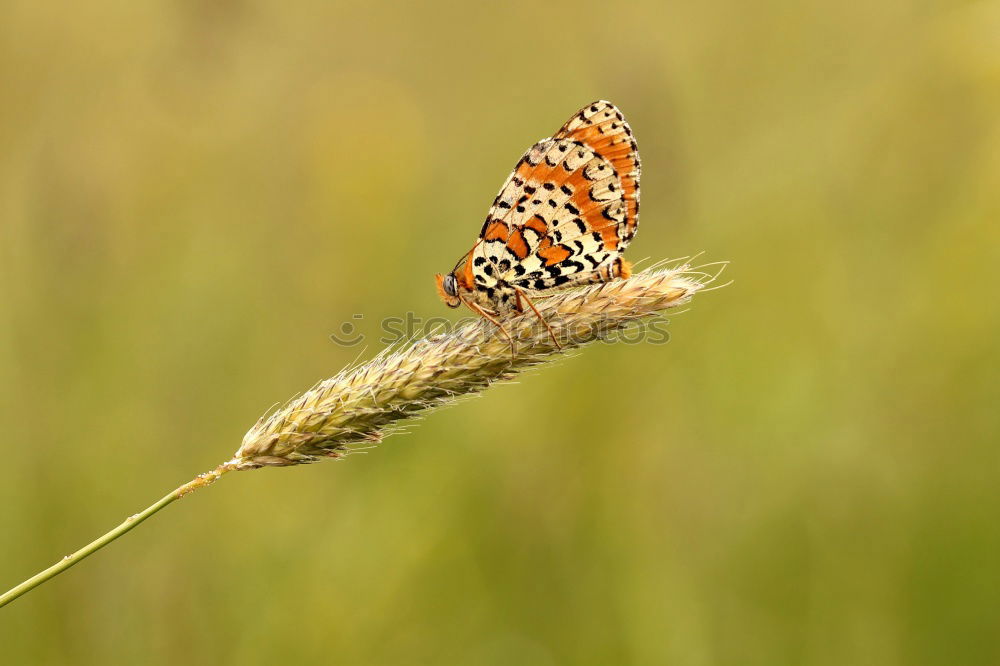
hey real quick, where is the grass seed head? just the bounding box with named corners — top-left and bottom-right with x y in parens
top-left (234, 265), bottom-right (716, 468)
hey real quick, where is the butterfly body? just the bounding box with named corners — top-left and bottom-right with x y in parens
top-left (436, 101), bottom-right (640, 346)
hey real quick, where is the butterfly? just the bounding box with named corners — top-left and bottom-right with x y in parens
top-left (435, 100), bottom-right (640, 352)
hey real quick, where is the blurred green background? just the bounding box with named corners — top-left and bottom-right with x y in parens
top-left (1, 1), bottom-right (998, 663)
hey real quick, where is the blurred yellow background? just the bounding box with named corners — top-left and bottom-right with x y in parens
top-left (1, 0), bottom-right (998, 663)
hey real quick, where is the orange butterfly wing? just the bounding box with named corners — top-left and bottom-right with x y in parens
top-left (470, 100), bottom-right (641, 293)
top-left (554, 100), bottom-right (640, 246)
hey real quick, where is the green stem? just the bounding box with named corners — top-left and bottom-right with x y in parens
top-left (0, 461), bottom-right (239, 609)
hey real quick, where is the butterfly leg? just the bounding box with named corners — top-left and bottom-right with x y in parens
top-left (462, 298), bottom-right (517, 358)
top-left (515, 288), bottom-right (562, 350)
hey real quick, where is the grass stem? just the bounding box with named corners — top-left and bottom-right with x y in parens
top-left (0, 462), bottom-right (237, 609)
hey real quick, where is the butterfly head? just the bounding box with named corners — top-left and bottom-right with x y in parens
top-left (435, 272), bottom-right (462, 308)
